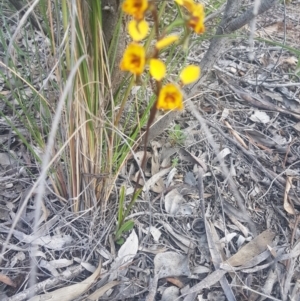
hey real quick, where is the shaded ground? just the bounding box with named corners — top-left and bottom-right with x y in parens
top-left (1, 1), bottom-right (300, 300)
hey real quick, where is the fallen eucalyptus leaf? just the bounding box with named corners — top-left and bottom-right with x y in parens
top-left (250, 110), bottom-right (270, 124)
top-left (227, 229), bottom-right (275, 267)
top-left (164, 189), bottom-right (184, 215)
top-left (109, 230), bottom-right (139, 280)
top-left (154, 252), bottom-right (190, 278)
top-left (28, 263), bottom-right (101, 301)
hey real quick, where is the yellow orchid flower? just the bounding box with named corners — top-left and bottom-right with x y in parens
top-left (175, 0), bottom-right (196, 12)
top-left (122, 0), bottom-right (148, 20)
top-left (156, 35), bottom-right (179, 50)
top-left (128, 19), bottom-right (149, 41)
top-left (149, 59), bottom-right (166, 81)
top-left (157, 84), bottom-right (183, 110)
top-left (180, 65), bottom-right (200, 85)
top-left (120, 43), bottom-right (146, 75)
top-left (188, 4), bottom-right (205, 34)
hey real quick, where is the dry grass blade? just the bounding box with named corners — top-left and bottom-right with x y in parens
top-left (224, 120), bottom-right (248, 150)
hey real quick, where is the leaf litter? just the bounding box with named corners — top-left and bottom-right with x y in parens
top-left (1, 1), bottom-right (300, 301)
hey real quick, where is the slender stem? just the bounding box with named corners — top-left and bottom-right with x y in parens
top-left (114, 76), bottom-right (135, 127)
top-left (144, 1), bottom-right (167, 51)
top-left (61, 0), bottom-right (70, 68)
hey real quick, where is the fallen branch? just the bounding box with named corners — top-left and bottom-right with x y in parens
top-left (218, 75), bottom-right (300, 120)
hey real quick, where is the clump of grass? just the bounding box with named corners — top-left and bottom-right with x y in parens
top-left (169, 124), bottom-right (186, 145)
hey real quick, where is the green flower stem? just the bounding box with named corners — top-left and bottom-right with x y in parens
top-left (120, 188), bottom-right (141, 229)
top-left (163, 19), bottom-right (186, 35)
